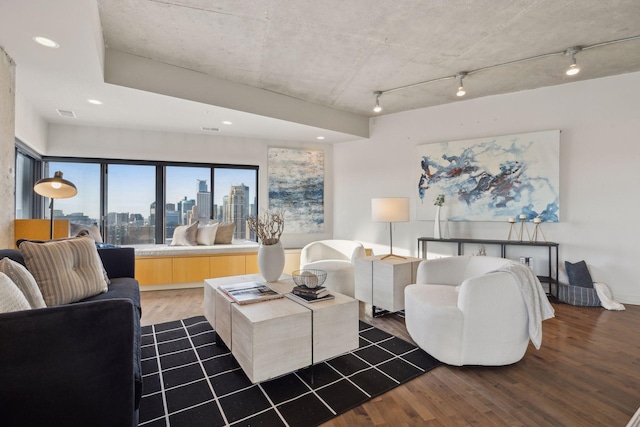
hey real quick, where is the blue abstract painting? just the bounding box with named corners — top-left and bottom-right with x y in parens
top-left (268, 148), bottom-right (324, 233)
top-left (416, 130), bottom-right (560, 222)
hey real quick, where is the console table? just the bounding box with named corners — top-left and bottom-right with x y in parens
top-left (417, 237), bottom-right (559, 297)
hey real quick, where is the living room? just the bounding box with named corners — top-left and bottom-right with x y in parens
top-left (1, 1), bottom-right (640, 426)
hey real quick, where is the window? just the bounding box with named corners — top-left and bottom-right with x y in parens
top-left (32, 158), bottom-right (259, 245)
top-left (46, 162), bottom-right (101, 226)
top-left (106, 164), bottom-right (156, 245)
top-left (165, 166), bottom-right (211, 243)
top-left (15, 150), bottom-right (38, 219)
top-left (214, 168), bottom-right (257, 240)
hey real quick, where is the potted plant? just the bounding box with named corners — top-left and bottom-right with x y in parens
top-left (247, 209), bottom-right (285, 282)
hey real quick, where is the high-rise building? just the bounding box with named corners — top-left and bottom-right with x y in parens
top-left (177, 196), bottom-right (196, 225)
top-left (226, 183), bottom-right (250, 240)
top-left (196, 179), bottom-right (211, 220)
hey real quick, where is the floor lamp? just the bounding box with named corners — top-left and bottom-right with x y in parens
top-left (34, 171), bottom-right (77, 239)
top-left (372, 197), bottom-right (410, 260)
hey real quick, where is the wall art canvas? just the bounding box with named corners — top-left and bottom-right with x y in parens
top-left (268, 147), bottom-right (324, 233)
top-left (416, 130), bottom-right (560, 222)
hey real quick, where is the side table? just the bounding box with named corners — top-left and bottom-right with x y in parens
top-left (355, 255), bottom-right (422, 316)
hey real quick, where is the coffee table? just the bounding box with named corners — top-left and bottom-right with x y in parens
top-left (204, 274), bottom-right (358, 383)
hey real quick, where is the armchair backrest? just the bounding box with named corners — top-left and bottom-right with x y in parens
top-left (300, 240), bottom-right (366, 266)
top-left (416, 255), bottom-right (514, 285)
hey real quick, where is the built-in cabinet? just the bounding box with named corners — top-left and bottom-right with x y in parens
top-left (135, 249), bottom-right (301, 287)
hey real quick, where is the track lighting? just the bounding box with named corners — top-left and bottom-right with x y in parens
top-left (456, 72), bottom-right (467, 97)
top-left (370, 34), bottom-right (640, 111)
top-left (565, 46), bottom-right (582, 76)
top-left (373, 91), bottom-right (382, 113)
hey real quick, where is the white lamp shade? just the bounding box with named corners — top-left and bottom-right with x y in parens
top-left (372, 197), bottom-right (410, 223)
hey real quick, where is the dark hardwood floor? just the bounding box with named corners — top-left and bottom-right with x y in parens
top-left (140, 288), bottom-right (640, 426)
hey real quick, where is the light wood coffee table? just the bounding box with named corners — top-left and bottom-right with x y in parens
top-left (204, 274), bottom-right (358, 383)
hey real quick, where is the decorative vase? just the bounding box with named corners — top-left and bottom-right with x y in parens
top-left (258, 240), bottom-right (285, 282)
top-left (434, 206), bottom-right (441, 239)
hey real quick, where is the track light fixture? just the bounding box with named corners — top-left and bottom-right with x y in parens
top-left (456, 72), bottom-right (468, 97)
top-left (373, 91), bottom-right (382, 113)
top-left (370, 34), bottom-right (640, 112)
top-left (565, 46), bottom-right (582, 76)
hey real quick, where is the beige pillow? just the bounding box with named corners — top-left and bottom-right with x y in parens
top-left (0, 258), bottom-right (46, 308)
top-left (20, 237), bottom-right (108, 307)
top-left (214, 222), bottom-right (236, 244)
top-left (171, 222), bottom-right (199, 246)
top-left (197, 223), bottom-right (219, 246)
top-left (70, 222), bottom-right (103, 243)
top-left (0, 272), bottom-right (32, 313)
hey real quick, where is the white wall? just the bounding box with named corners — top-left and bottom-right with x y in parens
top-left (334, 71), bottom-right (640, 304)
top-left (48, 125), bottom-right (333, 249)
top-left (14, 90), bottom-right (47, 153)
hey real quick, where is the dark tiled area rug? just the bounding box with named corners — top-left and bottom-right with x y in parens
top-left (139, 316), bottom-right (440, 427)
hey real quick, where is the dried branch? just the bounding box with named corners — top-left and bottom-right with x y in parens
top-left (247, 209), bottom-right (285, 245)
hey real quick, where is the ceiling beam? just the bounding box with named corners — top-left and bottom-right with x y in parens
top-left (104, 49), bottom-right (369, 138)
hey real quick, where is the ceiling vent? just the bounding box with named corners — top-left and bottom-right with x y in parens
top-left (56, 109), bottom-right (76, 118)
top-left (201, 127), bottom-right (220, 132)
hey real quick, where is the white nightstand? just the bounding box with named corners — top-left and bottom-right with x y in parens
top-left (355, 255), bottom-right (422, 316)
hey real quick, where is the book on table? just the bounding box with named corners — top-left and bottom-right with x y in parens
top-left (288, 292), bottom-right (335, 304)
top-left (219, 281), bottom-right (283, 305)
top-left (292, 285), bottom-right (328, 298)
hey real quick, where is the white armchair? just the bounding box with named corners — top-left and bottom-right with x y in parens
top-left (300, 240), bottom-right (366, 297)
top-left (404, 256), bottom-right (530, 366)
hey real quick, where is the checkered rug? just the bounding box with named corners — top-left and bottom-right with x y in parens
top-left (139, 316), bottom-right (440, 427)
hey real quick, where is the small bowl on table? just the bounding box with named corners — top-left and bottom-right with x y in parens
top-left (292, 269), bottom-right (327, 289)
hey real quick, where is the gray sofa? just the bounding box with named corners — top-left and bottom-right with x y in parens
top-left (0, 247), bottom-right (142, 427)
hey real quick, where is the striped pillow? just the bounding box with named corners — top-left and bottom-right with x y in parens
top-left (0, 258), bottom-right (46, 308)
top-left (20, 237), bottom-right (108, 306)
top-left (0, 272), bottom-right (31, 313)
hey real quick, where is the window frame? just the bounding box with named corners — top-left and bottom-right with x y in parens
top-left (39, 156), bottom-right (259, 244)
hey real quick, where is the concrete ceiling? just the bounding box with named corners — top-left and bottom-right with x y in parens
top-left (2, 0), bottom-right (640, 144)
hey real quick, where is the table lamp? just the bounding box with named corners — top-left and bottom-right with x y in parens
top-left (34, 171), bottom-right (77, 239)
top-left (372, 197), bottom-right (410, 260)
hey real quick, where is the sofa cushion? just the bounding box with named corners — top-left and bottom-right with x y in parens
top-left (80, 277), bottom-right (141, 314)
top-left (565, 260), bottom-right (593, 288)
top-left (197, 223), bottom-right (219, 246)
top-left (214, 222), bottom-right (236, 244)
top-left (0, 272), bottom-right (31, 313)
top-left (20, 237), bottom-right (108, 306)
top-left (171, 222), bottom-right (199, 246)
top-left (0, 258), bottom-right (46, 308)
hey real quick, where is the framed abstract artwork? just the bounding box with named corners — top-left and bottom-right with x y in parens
top-left (268, 147), bottom-right (324, 233)
top-left (416, 130), bottom-right (560, 222)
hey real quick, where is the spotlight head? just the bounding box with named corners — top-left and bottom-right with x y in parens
top-left (455, 72), bottom-right (468, 97)
top-left (456, 86), bottom-right (466, 97)
top-left (565, 46), bottom-right (582, 76)
top-left (373, 91), bottom-right (382, 113)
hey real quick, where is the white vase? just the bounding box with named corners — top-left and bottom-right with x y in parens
top-left (258, 240), bottom-right (285, 282)
top-left (434, 206), bottom-right (441, 239)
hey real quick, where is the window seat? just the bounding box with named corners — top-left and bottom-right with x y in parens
top-left (128, 242), bottom-right (300, 289)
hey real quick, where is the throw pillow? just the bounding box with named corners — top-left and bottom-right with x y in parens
top-left (565, 260), bottom-right (594, 288)
top-left (171, 222), bottom-right (199, 246)
top-left (0, 258), bottom-right (47, 308)
top-left (214, 222), bottom-right (236, 244)
top-left (20, 237), bottom-right (108, 306)
top-left (0, 272), bottom-right (31, 313)
top-left (197, 223), bottom-right (219, 246)
top-left (70, 222), bottom-right (103, 243)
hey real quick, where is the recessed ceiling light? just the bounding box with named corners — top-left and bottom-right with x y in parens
top-left (317, 136), bottom-right (325, 140)
top-left (33, 36), bottom-right (59, 48)
top-left (222, 121), bottom-right (233, 125)
top-left (87, 99), bottom-right (102, 105)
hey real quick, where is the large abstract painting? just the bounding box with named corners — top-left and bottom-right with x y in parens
top-left (268, 148), bottom-right (324, 233)
top-left (416, 130), bottom-right (560, 222)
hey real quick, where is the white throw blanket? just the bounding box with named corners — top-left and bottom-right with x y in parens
top-left (594, 282), bottom-right (625, 311)
top-left (493, 263), bottom-right (555, 349)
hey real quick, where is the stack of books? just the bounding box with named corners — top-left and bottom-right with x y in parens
top-left (290, 285), bottom-right (334, 303)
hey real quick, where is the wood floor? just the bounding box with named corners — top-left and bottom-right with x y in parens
top-left (140, 288), bottom-right (640, 426)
